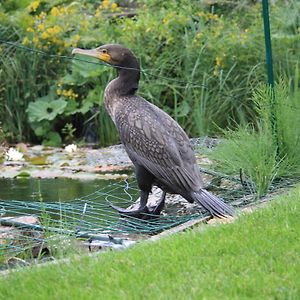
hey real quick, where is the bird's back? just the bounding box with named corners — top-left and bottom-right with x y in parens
top-left (111, 94), bottom-right (204, 193)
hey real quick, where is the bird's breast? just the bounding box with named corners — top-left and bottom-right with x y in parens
top-left (104, 86), bottom-right (120, 123)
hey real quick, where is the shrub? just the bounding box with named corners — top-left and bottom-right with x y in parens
top-left (0, 0), bottom-right (299, 145)
top-left (210, 80), bottom-right (300, 197)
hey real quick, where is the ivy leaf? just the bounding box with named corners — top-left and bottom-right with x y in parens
top-left (31, 121), bottom-right (52, 137)
top-left (77, 85), bottom-right (103, 114)
top-left (64, 99), bottom-right (79, 115)
top-left (27, 99), bottom-right (67, 122)
top-left (77, 100), bottom-right (94, 114)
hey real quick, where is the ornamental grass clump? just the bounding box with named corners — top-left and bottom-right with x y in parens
top-left (210, 80), bottom-right (300, 197)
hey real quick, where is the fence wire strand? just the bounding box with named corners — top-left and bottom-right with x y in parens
top-left (0, 172), bottom-right (259, 259)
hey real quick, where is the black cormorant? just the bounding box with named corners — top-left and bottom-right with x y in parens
top-left (72, 44), bottom-right (234, 218)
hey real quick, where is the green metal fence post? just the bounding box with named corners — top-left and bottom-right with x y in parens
top-left (262, 0), bottom-right (278, 150)
top-left (262, 0), bottom-right (275, 88)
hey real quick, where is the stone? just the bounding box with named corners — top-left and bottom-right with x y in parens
top-left (0, 215), bottom-right (46, 258)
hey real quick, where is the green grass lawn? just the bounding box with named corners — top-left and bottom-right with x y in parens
top-left (1, 187), bottom-right (300, 300)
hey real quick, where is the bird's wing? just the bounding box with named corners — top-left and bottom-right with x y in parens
top-left (115, 97), bottom-right (203, 192)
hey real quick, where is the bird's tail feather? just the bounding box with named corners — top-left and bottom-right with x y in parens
top-left (191, 189), bottom-right (234, 218)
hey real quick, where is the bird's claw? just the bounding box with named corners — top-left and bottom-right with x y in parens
top-left (109, 202), bottom-right (149, 219)
top-left (109, 196), bottom-right (165, 220)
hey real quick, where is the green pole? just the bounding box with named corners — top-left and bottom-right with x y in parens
top-left (262, 0), bottom-right (274, 88)
top-left (262, 0), bottom-right (279, 152)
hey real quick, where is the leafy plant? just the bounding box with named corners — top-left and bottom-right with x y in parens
top-left (210, 80), bottom-right (300, 197)
top-left (62, 123), bottom-right (76, 144)
top-left (0, 0), bottom-right (299, 146)
top-left (0, 123), bottom-right (6, 146)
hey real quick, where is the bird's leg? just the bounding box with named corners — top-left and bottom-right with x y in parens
top-left (149, 191), bottom-right (166, 215)
top-left (110, 165), bottom-right (167, 219)
top-left (109, 190), bottom-right (150, 218)
top-left (110, 190), bottom-right (166, 219)
top-left (139, 190), bottom-right (148, 209)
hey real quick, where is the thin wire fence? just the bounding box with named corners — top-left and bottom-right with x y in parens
top-left (0, 40), bottom-right (208, 89)
top-left (0, 170), bottom-right (254, 257)
top-left (1, 39), bottom-right (299, 113)
top-left (1, 168), bottom-right (295, 259)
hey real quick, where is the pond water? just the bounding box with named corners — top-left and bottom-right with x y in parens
top-left (0, 178), bottom-right (125, 202)
top-left (0, 177), bottom-right (141, 231)
top-left (0, 177), bottom-right (201, 239)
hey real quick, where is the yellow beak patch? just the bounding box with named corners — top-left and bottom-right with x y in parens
top-left (98, 53), bottom-right (111, 63)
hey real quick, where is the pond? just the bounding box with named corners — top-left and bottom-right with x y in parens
top-left (0, 177), bottom-right (142, 235)
top-left (0, 176), bottom-right (205, 263)
top-left (0, 177), bottom-right (130, 202)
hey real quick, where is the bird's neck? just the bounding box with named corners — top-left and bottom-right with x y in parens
top-left (107, 60), bottom-right (140, 97)
top-left (118, 68), bottom-right (140, 95)
top-left (104, 65), bottom-right (140, 121)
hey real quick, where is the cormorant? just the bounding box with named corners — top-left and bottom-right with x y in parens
top-left (72, 44), bottom-right (234, 218)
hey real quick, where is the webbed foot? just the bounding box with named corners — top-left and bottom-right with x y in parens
top-left (110, 191), bottom-right (166, 220)
top-left (109, 203), bottom-right (150, 219)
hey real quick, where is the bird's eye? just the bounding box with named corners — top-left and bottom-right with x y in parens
top-left (101, 49), bottom-right (108, 54)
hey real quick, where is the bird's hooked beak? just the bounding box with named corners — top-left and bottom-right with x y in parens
top-left (72, 47), bottom-right (111, 63)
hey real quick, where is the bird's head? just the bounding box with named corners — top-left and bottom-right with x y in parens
top-left (72, 44), bottom-right (139, 70)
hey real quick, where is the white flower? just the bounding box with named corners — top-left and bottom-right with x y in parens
top-left (64, 144), bottom-right (77, 153)
top-left (5, 148), bottom-right (24, 161)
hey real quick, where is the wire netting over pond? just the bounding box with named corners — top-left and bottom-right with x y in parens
top-left (0, 174), bottom-right (295, 261)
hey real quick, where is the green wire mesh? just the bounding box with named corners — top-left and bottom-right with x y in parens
top-left (0, 175), bottom-right (256, 259)
top-left (1, 133), bottom-right (297, 261)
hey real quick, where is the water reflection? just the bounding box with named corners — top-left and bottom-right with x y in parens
top-left (0, 178), bottom-right (117, 202)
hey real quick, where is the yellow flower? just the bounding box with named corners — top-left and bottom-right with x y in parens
top-left (59, 7), bottom-right (67, 15)
top-left (46, 25), bottom-right (62, 36)
top-left (54, 25), bottom-right (62, 33)
top-left (51, 37), bottom-right (59, 44)
top-left (198, 12), bottom-right (219, 21)
top-left (33, 36), bottom-right (39, 46)
top-left (36, 11), bottom-right (46, 20)
top-left (163, 17), bottom-right (170, 25)
top-left (26, 27), bottom-right (34, 32)
top-left (210, 13), bottom-right (219, 21)
top-left (215, 56), bottom-right (222, 67)
top-left (111, 2), bottom-right (118, 11)
top-left (71, 34), bottom-right (81, 47)
top-left (51, 7), bottom-right (60, 16)
top-left (28, 0), bottom-right (40, 12)
top-left (41, 31), bottom-right (49, 39)
top-left (22, 37), bottom-right (30, 45)
top-left (103, 0), bottom-right (109, 9)
top-left (61, 89), bottom-right (78, 99)
top-left (73, 34), bottom-right (80, 41)
top-left (195, 32), bottom-right (203, 40)
top-left (37, 23), bottom-right (45, 31)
